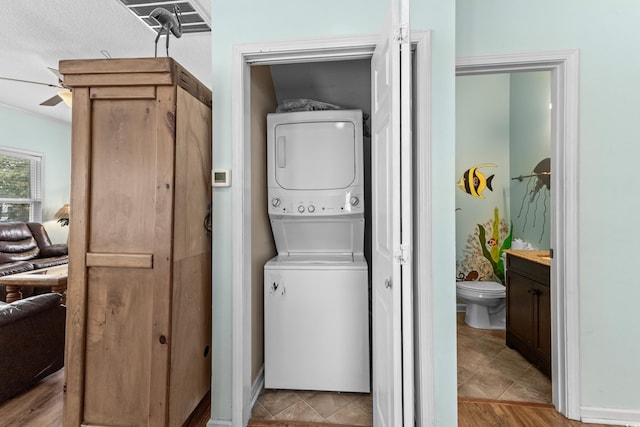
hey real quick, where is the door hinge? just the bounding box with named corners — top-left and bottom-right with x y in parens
top-left (396, 24), bottom-right (408, 43)
top-left (395, 244), bottom-right (410, 265)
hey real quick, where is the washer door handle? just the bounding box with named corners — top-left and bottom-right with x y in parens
top-left (385, 278), bottom-right (392, 289)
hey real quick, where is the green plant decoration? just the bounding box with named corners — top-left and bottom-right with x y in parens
top-left (477, 208), bottom-right (513, 284)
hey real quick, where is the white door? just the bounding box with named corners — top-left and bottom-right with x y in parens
top-left (371, 0), bottom-right (413, 425)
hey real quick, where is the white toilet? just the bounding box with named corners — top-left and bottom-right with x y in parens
top-left (456, 281), bottom-right (506, 330)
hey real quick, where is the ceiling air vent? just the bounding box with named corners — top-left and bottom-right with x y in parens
top-left (117, 0), bottom-right (211, 34)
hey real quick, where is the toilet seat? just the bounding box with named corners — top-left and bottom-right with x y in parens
top-left (456, 281), bottom-right (505, 296)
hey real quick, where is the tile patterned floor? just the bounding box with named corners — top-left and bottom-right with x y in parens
top-left (457, 312), bottom-right (552, 403)
top-left (250, 313), bottom-right (550, 425)
top-left (252, 390), bottom-right (372, 426)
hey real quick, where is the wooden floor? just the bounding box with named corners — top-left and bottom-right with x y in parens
top-left (458, 398), bottom-right (611, 427)
top-left (0, 369), bottom-right (211, 427)
top-left (0, 369), bottom-right (612, 426)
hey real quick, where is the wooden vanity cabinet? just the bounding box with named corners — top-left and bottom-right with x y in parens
top-left (506, 254), bottom-right (551, 378)
top-left (61, 58), bottom-right (212, 427)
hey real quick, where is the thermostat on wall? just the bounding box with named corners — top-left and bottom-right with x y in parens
top-left (212, 169), bottom-right (231, 187)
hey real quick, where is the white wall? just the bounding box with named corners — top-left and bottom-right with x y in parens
top-left (0, 105), bottom-right (71, 243)
top-left (458, 0), bottom-right (640, 419)
top-left (210, 0), bottom-right (457, 425)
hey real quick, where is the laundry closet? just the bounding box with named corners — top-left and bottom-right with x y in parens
top-left (248, 60), bottom-right (372, 393)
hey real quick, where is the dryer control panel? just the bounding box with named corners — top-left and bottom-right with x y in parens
top-left (268, 189), bottom-right (364, 216)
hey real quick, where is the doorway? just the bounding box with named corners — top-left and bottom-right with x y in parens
top-left (251, 60), bottom-right (373, 425)
top-left (456, 50), bottom-right (581, 419)
top-left (456, 69), bottom-right (553, 403)
top-left (229, 32), bottom-right (432, 427)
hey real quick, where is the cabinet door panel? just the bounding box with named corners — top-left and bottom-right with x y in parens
top-left (506, 271), bottom-right (534, 346)
top-left (534, 283), bottom-right (551, 365)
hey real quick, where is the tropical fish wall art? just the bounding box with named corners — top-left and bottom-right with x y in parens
top-left (456, 163), bottom-right (497, 199)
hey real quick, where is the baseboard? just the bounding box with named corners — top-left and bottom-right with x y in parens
top-left (252, 365), bottom-right (265, 409)
top-left (457, 303), bottom-right (466, 313)
top-left (207, 419), bottom-right (232, 427)
top-left (581, 406), bottom-right (640, 426)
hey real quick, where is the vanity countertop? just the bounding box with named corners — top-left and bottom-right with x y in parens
top-left (503, 249), bottom-right (551, 266)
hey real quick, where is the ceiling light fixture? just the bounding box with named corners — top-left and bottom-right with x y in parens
top-left (58, 91), bottom-right (73, 107)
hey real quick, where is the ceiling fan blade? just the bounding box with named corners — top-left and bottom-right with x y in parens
top-left (0, 75), bottom-right (62, 88)
top-left (40, 94), bottom-right (63, 106)
top-left (47, 67), bottom-right (63, 81)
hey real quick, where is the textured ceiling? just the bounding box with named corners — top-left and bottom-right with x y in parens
top-left (0, 0), bottom-right (211, 123)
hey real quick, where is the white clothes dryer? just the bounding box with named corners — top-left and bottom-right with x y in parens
top-left (266, 110), bottom-right (365, 222)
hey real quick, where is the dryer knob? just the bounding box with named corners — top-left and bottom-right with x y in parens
top-left (271, 198), bottom-right (281, 208)
top-left (350, 196), bottom-right (360, 206)
top-left (298, 205), bottom-right (305, 213)
top-left (308, 205), bottom-right (316, 213)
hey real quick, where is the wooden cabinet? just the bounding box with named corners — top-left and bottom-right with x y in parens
top-left (61, 58), bottom-right (212, 427)
top-left (506, 254), bottom-right (551, 378)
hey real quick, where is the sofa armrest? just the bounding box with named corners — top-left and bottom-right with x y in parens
top-left (39, 244), bottom-right (68, 258)
top-left (0, 261), bottom-right (34, 277)
top-left (0, 293), bottom-right (65, 403)
top-left (0, 293), bottom-right (62, 327)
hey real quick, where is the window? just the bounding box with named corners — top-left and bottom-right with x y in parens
top-left (0, 147), bottom-right (43, 223)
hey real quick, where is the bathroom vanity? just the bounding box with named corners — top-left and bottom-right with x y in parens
top-left (504, 250), bottom-right (551, 378)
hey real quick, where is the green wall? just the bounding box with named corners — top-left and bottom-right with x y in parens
top-left (458, 0), bottom-right (640, 415)
top-left (509, 71), bottom-right (551, 249)
top-left (0, 105), bottom-right (71, 243)
top-left (211, 0), bottom-right (457, 424)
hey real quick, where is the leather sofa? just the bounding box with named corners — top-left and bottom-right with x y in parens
top-left (0, 293), bottom-right (66, 403)
top-left (0, 222), bottom-right (68, 301)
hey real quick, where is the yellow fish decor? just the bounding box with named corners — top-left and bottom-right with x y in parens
top-left (456, 163), bottom-right (497, 199)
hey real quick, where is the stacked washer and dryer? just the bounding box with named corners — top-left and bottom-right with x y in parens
top-left (264, 109), bottom-right (370, 393)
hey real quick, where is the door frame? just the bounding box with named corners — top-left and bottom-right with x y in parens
top-left (229, 32), bottom-right (432, 427)
top-left (456, 50), bottom-right (581, 419)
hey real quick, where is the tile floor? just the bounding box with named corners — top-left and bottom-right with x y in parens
top-left (456, 312), bottom-right (552, 403)
top-left (252, 389), bottom-right (372, 426)
top-left (250, 313), bottom-right (551, 425)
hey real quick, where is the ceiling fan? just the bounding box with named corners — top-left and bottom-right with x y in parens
top-left (0, 67), bottom-right (72, 107)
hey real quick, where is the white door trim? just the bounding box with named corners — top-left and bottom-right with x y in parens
top-left (411, 30), bottom-right (434, 426)
top-left (228, 32), bottom-right (433, 427)
top-left (456, 50), bottom-right (581, 420)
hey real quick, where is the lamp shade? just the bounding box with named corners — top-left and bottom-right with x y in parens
top-left (55, 203), bottom-right (70, 220)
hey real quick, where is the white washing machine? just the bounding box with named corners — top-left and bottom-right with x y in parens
top-left (264, 110), bottom-right (370, 392)
top-left (264, 254), bottom-right (369, 392)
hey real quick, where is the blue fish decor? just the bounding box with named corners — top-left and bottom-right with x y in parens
top-left (456, 163), bottom-right (496, 199)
